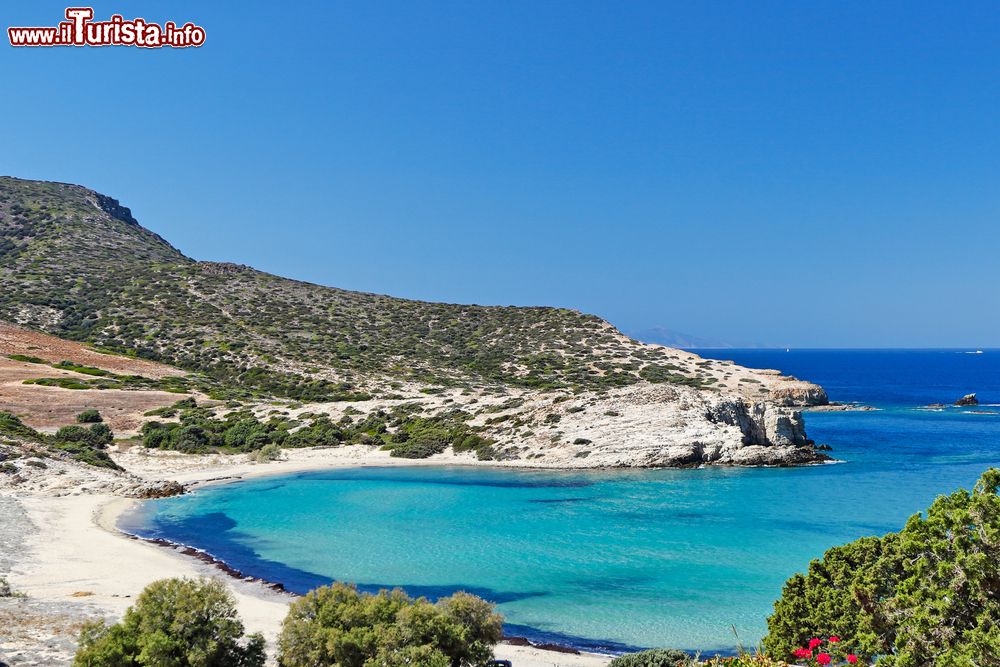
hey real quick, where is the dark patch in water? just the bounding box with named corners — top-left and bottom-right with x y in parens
top-left (133, 510), bottom-right (548, 605)
top-left (568, 573), bottom-right (659, 593)
top-left (502, 623), bottom-right (645, 655)
top-left (286, 467), bottom-right (597, 490)
top-left (528, 497), bottom-right (591, 504)
top-left (245, 483), bottom-right (287, 493)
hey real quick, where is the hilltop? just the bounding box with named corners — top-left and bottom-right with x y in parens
top-left (0, 176), bottom-right (828, 470)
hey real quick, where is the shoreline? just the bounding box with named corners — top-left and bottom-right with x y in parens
top-left (115, 526), bottom-right (629, 658)
top-left (5, 447), bottom-right (617, 667)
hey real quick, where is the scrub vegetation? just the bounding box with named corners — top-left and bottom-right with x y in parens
top-left (139, 399), bottom-right (495, 460)
top-left (0, 177), bottom-right (719, 399)
top-left (765, 468), bottom-right (1000, 666)
top-left (606, 469), bottom-right (1000, 666)
top-left (278, 583), bottom-right (504, 667)
top-left (73, 578), bottom-right (266, 667)
top-left (0, 409), bottom-right (120, 469)
top-left (73, 578), bottom-right (503, 667)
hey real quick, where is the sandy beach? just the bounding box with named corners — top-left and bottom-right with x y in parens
top-left (2, 446), bottom-right (614, 666)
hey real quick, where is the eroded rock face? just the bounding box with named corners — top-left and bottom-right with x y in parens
top-left (708, 400), bottom-right (807, 446)
top-left (769, 384), bottom-right (829, 407)
top-left (476, 379), bottom-right (831, 469)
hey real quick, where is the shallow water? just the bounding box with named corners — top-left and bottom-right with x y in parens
top-left (120, 349), bottom-right (1000, 653)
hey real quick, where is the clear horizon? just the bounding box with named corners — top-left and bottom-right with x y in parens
top-left (3, 1), bottom-right (998, 347)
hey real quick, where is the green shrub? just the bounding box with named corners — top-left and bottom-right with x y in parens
top-left (250, 443), bottom-right (283, 462)
top-left (0, 411), bottom-right (43, 441)
top-left (173, 424), bottom-right (211, 453)
top-left (277, 583), bottom-right (503, 667)
top-left (54, 425), bottom-right (90, 443)
top-left (700, 654), bottom-right (788, 666)
top-left (7, 354), bottom-right (45, 364)
top-left (76, 409), bottom-right (103, 423)
top-left (74, 578), bottom-right (264, 667)
top-left (55, 423), bottom-right (113, 449)
top-left (24, 377), bottom-right (91, 390)
top-left (88, 423), bottom-right (113, 446)
top-left (282, 415), bottom-right (345, 448)
top-left (608, 648), bottom-right (690, 666)
top-left (0, 576), bottom-right (26, 599)
top-left (765, 468), bottom-right (1000, 665)
top-left (53, 360), bottom-right (111, 376)
top-left (224, 418), bottom-right (269, 450)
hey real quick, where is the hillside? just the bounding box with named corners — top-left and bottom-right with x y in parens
top-left (0, 176), bottom-right (829, 468)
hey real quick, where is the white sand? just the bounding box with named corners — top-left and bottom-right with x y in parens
top-left (5, 447), bottom-right (613, 666)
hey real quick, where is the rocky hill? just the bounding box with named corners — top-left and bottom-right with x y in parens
top-left (0, 176), bottom-right (829, 467)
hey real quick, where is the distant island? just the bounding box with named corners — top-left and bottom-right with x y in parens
top-left (628, 326), bottom-right (737, 350)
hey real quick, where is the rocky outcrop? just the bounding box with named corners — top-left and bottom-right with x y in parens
top-left (94, 193), bottom-right (139, 227)
top-left (955, 393), bottom-right (979, 406)
top-left (769, 384), bottom-right (829, 407)
top-left (466, 378), bottom-right (831, 469)
top-left (706, 399), bottom-right (827, 465)
top-left (128, 480), bottom-right (185, 499)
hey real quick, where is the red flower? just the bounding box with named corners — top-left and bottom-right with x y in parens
top-left (816, 653), bottom-right (832, 665)
top-left (829, 635), bottom-right (841, 643)
top-left (809, 638), bottom-right (823, 649)
top-left (847, 655), bottom-right (859, 664)
top-left (792, 647), bottom-right (812, 659)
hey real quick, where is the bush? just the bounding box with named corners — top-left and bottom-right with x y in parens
top-left (73, 577), bottom-right (265, 667)
top-left (56, 423), bottom-right (113, 449)
top-left (173, 424), bottom-right (211, 453)
top-left (609, 648), bottom-right (690, 667)
top-left (8, 354), bottom-right (45, 364)
top-left (250, 443), bottom-right (283, 463)
top-left (700, 655), bottom-right (790, 666)
top-left (88, 422), bottom-right (113, 446)
top-left (277, 583), bottom-right (503, 667)
top-left (765, 468), bottom-right (1000, 665)
top-left (55, 425), bottom-right (92, 444)
top-left (283, 415), bottom-right (345, 448)
top-left (76, 409), bottom-right (103, 423)
top-left (224, 418), bottom-right (269, 451)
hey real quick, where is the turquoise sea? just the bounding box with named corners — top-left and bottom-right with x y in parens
top-left (119, 349), bottom-right (1000, 654)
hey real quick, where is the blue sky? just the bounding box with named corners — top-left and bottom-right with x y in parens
top-left (2, 1), bottom-right (998, 347)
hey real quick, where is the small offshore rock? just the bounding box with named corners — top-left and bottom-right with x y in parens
top-left (955, 393), bottom-right (979, 406)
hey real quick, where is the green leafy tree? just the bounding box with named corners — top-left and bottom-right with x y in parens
top-left (765, 468), bottom-right (1000, 666)
top-left (881, 469), bottom-right (1000, 666)
top-left (73, 577), bottom-right (265, 667)
top-left (277, 583), bottom-right (503, 667)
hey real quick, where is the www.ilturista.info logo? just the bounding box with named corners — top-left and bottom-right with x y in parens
top-left (8, 7), bottom-right (205, 48)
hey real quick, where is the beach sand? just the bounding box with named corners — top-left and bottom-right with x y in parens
top-left (2, 447), bottom-right (614, 666)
